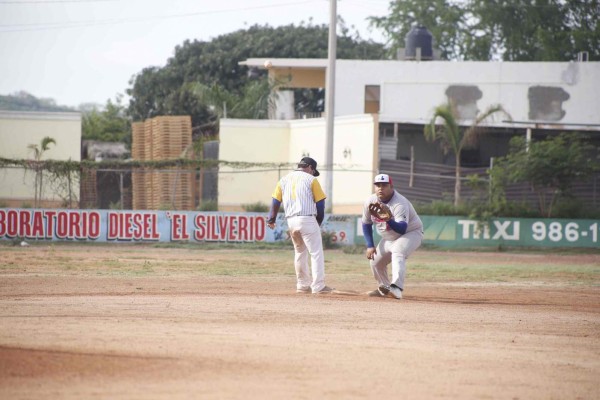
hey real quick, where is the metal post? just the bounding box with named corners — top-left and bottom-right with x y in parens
top-left (324, 0), bottom-right (337, 212)
top-left (489, 157), bottom-right (494, 201)
top-left (119, 172), bottom-right (124, 210)
top-left (409, 146), bottom-right (415, 188)
top-left (67, 169), bottom-right (73, 209)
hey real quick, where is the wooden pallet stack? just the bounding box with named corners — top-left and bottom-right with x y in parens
top-left (131, 122), bottom-right (147, 210)
top-left (151, 116), bottom-right (193, 210)
top-left (131, 116), bottom-right (193, 210)
top-left (143, 119), bottom-right (156, 209)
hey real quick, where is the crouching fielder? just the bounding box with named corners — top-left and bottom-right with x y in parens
top-left (362, 174), bottom-right (424, 299)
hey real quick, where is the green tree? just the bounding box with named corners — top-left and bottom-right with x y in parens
top-left (424, 104), bottom-right (511, 206)
top-left (189, 78), bottom-right (277, 120)
top-left (126, 23), bottom-right (386, 128)
top-left (127, 67), bottom-right (219, 129)
top-left (369, 0), bottom-right (468, 60)
top-left (469, 0), bottom-right (599, 61)
top-left (371, 0), bottom-right (599, 61)
top-left (0, 91), bottom-right (74, 112)
top-left (490, 133), bottom-right (599, 217)
top-left (27, 136), bottom-right (56, 208)
top-left (81, 95), bottom-right (131, 144)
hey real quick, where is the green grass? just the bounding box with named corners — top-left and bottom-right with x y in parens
top-left (0, 242), bottom-right (598, 285)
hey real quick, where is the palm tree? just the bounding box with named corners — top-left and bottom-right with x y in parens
top-left (189, 79), bottom-right (279, 121)
top-left (424, 104), bottom-right (511, 206)
top-left (27, 136), bottom-right (56, 208)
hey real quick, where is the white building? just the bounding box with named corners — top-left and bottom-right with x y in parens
top-left (0, 110), bottom-right (82, 208)
top-left (219, 58), bottom-right (600, 213)
top-left (243, 58), bottom-right (599, 125)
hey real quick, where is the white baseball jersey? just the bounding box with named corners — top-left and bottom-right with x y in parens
top-left (272, 170), bottom-right (328, 293)
top-left (272, 170), bottom-right (326, 218)
top-left (361, 190), bottom-right (423, 240)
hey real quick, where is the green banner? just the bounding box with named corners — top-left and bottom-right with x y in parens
top-left (355, 216), bottom-right (599, 248)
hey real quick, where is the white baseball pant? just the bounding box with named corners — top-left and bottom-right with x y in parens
top-left (370, 229), bottom-right (423, 290)
top-left (287, 216), bottom-right (325, 293)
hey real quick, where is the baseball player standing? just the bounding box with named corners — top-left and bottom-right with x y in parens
top-left (362, 173), bottom-right (424, 299)
top-left (266, 157), bottom-right (334, 294)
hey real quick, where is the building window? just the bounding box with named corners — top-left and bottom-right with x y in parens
top-left (364, 85), bottom-right (380, 114)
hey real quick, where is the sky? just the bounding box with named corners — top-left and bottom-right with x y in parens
top-left (0, 0), bottom-right (390, 108)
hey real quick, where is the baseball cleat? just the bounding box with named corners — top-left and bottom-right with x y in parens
top-left (313, 286), bottom-right (334, 294)
top-left (296, 287), bottom-right (311, 294)
top-left (367, 289), bottom-right (385, 297)
top-left (367, 285), bottom-right (390, 297)
top-left (389, 284), bottom-right (403, 299)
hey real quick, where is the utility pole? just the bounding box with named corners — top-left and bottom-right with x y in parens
top-left (325, 0), bottom-right (337, 212)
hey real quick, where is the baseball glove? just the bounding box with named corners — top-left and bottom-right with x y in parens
top-left (368, 202), bottom-right (392, 221)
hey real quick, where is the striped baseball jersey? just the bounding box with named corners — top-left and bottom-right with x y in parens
top-left (272, 170), bottom-right (326, 218)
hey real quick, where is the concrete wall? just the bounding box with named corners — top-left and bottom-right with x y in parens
top-left (335, 60), bottom-right (600, 125)
top-left (218, 119), bottom-right (290, 211)
top-left (0, 111), bottom-right (81, 207)
top-left (325, 115), bottom-right (378, 213)
top-left (218, 114), bottom-right (378, 214)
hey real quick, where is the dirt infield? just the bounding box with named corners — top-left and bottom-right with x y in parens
top-left (0, 244), bottom-right (598, 399)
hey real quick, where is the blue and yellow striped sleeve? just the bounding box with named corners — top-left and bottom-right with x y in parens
top-left (311, 179), bottom-right (326, 202)
top-left (272, 182), bottom-right (283, 202)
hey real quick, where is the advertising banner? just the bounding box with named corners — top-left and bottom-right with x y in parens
top-left (354, 216), bottom-right (599, 248)
top-left (1, 209), bottom-right (597, 248)
top-left (421, 216), bottom-right (599, 248)
top-left (0, 209), bottom-right (355, 245)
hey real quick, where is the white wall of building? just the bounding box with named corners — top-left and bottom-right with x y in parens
top-left (325, 115), bottom-right (378, 212)
top-left (0, 111), bottom-right (81, 206)
top-left (219, 114), bottom-right (378, 213)
top-left (335, 60), bottom-right (600, 125)
top-left (218, 119), bottom-right (289, 211)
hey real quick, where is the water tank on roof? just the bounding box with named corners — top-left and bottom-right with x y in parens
top-left (405, 25), bottom-right (433, 61)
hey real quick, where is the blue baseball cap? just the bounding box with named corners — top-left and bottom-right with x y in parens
top-left (298, 157), bottom-right (320, 176)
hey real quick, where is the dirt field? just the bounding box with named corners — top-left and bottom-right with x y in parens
top-left (0, 243), bottom-right (598, 399)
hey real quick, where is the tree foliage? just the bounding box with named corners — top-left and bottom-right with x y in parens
top-left (27, 136), bottom-right (56, 208)
top-left (490, 133), bottom-right (599, 217)
top-left (0, 91), bottom-right (74, 112)
top-left (126, 23), bottom-right (386, 128)
top-left (425, 103), bottom-right (511, 206)
top-left (81, 95), bottom-right (131, 144)
top-left (189, 79), bottom-right (275, 120)
top-left (370, 0), bottom-right (600, 61)
top-left (369, 0), bottom-right (468, 60)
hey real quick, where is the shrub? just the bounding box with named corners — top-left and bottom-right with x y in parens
top-left (197, 200), bottom-right (218, 211)
top-left (242, 202), bottom-right (269, 212)
top-left (414, 200), bottom-right (471, 216)
top-left (321, 231), bottom-right (340, 249)
top-left (553, 198), bottom-right (600, 219)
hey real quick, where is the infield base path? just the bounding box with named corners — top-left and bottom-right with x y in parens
top-left (0, 246), bottom-right (598, 399)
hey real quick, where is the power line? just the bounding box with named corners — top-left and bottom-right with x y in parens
top-left (0, 0), bottom-right (118, 3)
top-left (0, 0), bottom-right (319, 33)
top-left (343, 0), bottom-right (389, 14)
